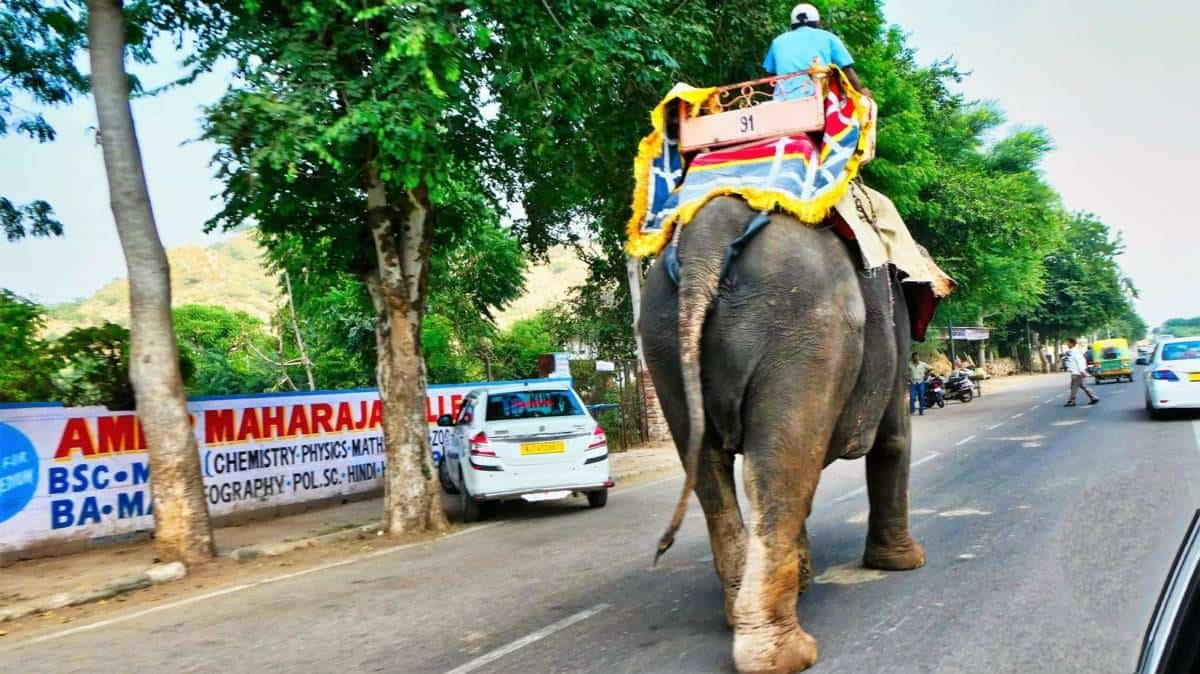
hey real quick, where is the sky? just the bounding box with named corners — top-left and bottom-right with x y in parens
top-left (1, 1), bottom-right (1197, 326)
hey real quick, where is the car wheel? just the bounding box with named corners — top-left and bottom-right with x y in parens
top-left (460, 473), bottom-right (483, 522)
top-left (587, 489), bottom-right (608, 508)
top-left (438, 458), bottom-right (459, 495)
top-left (1146, 399), bottom-right (1166, 420)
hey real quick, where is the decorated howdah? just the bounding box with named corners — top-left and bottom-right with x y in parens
top-left (626, 65), bottom-right (877, 258)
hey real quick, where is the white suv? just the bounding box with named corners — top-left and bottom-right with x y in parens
top-left (437, 382), bottom-right (612, 521)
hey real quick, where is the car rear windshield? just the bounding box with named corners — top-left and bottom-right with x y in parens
top-left (1100, 347), bottom-right (1122, 360)
top-left (485, 390), bottom-right (583, 421)
top-left (1162, 341), bottom-right (1200, 361)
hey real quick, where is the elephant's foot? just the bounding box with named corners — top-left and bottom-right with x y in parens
top-left (732, 622), bottom-right (818, 674)
top-left (863, 537), bottom-right (926, 571)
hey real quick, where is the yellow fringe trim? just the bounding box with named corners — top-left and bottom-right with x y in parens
top-left (625, 84), bottom-right (717, 258)
top-left (626, 68), bottom-right (874, 258)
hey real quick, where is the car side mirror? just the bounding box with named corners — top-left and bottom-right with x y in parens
top-left (436, 415), bottom-right (455, 427)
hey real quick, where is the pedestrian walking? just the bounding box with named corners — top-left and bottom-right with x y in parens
top-left (908, 353), bottom-right (932, 416)
top-left (1041, 344), bottom-right (1054, 373)
top-left (1063, 338), bottom-right (1099, 407)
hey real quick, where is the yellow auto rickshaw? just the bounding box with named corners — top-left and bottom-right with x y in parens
top-left (1090, 338), bottom-right (1133, 383)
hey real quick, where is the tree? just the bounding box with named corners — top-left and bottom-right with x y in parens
top-left (1031, 213), bottom-right (1132, 341)
top-left (173, 305), bottom-right (275, 395)
top-left (86, 0), bottom-right (213, 563)
top-left (1161, 317), bottom-right (1200, 338)
top-left (51, 322), bottom-right (136, 408)
top-left (489, 314), bottom-right (560, 381)
top-left (0, 1), bottom-right (86, 240)
top-left (0, 289), bottom-right (59, 401)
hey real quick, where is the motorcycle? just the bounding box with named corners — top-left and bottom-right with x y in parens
top-left (945, 371), bottom-right (975, 403)
top-left (924, 375), bottom-right (946, 409)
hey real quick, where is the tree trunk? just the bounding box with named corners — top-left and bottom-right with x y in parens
top-left (87, 0), bottom-right (214, 564)
top-left (363, 164), bottom-right (448, 534)
top-left (282, 270), bottom-right (316, 390)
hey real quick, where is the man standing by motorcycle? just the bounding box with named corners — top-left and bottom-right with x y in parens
top-left (908, 352), bottom-right (932, 416)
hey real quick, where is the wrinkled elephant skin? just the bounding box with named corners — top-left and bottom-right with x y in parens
top-left (640, 197), bottom-right (925, 674)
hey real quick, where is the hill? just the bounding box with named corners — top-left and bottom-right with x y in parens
top-left (44, 231), bottom-right (591, 336)
top-left (493, 246), bottom-right (590, 329)
top-left (45, 230), bottom-right (278, 336)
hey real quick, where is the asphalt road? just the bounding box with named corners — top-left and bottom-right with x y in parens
top-left (4, 373), bottom-right (1199, 674)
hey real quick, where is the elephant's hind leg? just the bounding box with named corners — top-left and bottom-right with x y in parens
top-left (693, 444), bottom-right (747, 627)
top-left (862, 384), bottom-right (926, 571)
top-left (731, 438), bottom-right (824, 673)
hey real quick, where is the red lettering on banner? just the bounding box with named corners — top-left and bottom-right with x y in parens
top-left (206, 409), bottom-right (236, 445)
top-left (452, 395), bottom-right (464, 417)
top-left (262, 406), bottom-right (286, 439)
top-left (286, 405), bottom-right (310, 436)
top-left (311, 403), bottom-right (334, 434)
top-left (368, 400), bottom-right (383, 428)
top-left (97, 415), bottom-right (145, 454)
top-left (335, 402), bottom-right (354, 432)
top-left (237, 408), bottom-right (261, 441)
top-left (355, 401), bottom-right (370, 429)
top-left (54, 418), bottom-right (97, 460)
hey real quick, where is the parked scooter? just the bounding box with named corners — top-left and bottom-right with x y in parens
top-left (924, 374), bottom-right (946, 409)
top-left (945, 370), bottom-right (975, 403)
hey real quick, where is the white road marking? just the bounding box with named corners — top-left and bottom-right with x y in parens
top-left (814, 562), bottom-right (887, 585)
top-left (938, 508), bottom-right (992, 518)
top-left (1011, 412), bottom-right (1024, 419)
top-left (1044, 397), bottom-right (1054, 404)
top-left (1030, 404), bottom-right (1041, 410)
top-left (442, 604), bottom-right (611, 674)
top-left (835, 450), bottom-right (936, 498)
top-left (912, 452), bottom-right (941, 468)
top-left (954, 435), bottom-right (976, 447)
top-left (986, 423), bottom-right (1003, 431)
top-left (3, 523), bottom-right (501, 651)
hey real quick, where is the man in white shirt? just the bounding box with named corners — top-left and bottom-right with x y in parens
top-left (1064, 338), bottom-right (1099, 407)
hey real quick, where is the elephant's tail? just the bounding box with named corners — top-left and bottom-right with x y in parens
top-left (655, 241), bottom-right (723, 565)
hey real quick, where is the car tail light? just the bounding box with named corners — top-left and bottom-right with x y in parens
top-left (1151, 370), bottom-right (1180, 381)
top-left (469, 431), bottom-right (496, 456)
top-left (588, 425), bottom-right (607, 450)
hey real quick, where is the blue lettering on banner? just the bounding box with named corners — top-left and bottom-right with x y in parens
top-left (0, 422), bottom-right (39, 524)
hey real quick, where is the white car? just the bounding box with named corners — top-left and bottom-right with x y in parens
top-left (438, 382), bottom-right (612, 521)
top-left (1144, 337), bottom-right (1200, 418)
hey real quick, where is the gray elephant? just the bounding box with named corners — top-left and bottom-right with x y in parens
top-left (640, 196), bottom-right (926, 673)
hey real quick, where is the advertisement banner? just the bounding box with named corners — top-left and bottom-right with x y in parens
top-left (0, 377), bottom-right (571, 556)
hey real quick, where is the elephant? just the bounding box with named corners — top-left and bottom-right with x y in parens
top-left (640, 196), bottom-right (926, 673)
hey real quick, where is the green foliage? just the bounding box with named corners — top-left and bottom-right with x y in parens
top-left (1030, 213), bottom-right (1134, 340)
top-left (1161, 317), bottom-right (1200, 338)
top-left (0, 0), bottom-right (85, 239)
top-left (172, 305), bottom-right (277, 396)
top-left (50, 322), bottom-right (139, 410)
top-left (0, 0), bottom-right (194, 240)
top-left (489, 315), bottom-right (560, 381)
top-left (0, 289), bottom-right (59, 401)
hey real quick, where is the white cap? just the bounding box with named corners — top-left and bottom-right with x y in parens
top-left (790, 3), bottom-right (820, 25)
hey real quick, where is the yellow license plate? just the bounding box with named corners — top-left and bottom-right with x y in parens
top-left (1189, 373), bottom-right (1200, 382)
top-left (520, 440), bottom-right (565, 456)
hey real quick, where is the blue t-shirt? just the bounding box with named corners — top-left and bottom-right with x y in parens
top-left (763, 27), bottom-right (854, 99)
